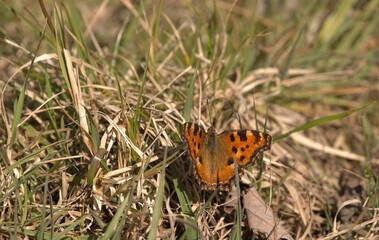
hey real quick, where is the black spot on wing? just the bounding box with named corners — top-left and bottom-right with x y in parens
top-left (227, 158), bottom-right (234, 165)
top-left (232, 146), bottom-right (237, 154)
top-left (186, 123), bottom-right (192, 135)
top-left (198, 156), bottom-right (203, 164)
top-left (240, 155), bottom-right (246, 162)
top-left (237, 130), bottom-right (247, 141)
top-left (230, 133), bottom-right (235, 142)
top-left (193, 124), bottom-right (199, 136)
top-left (241, 147), bottom-right (245, 152)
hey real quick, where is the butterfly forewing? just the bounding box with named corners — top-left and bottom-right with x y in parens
top-left (218, 130), bottom-right (272, 167)
top-left (182, 122), bottom-right (206, 161)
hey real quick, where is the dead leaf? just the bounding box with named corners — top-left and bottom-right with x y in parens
top-left (337, 170), bottom-right (365, 224)
top-left (243, 187), bottom-right (293, 240)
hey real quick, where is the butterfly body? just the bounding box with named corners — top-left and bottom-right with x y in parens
top-left (182, 122), bottom-right (272, 191)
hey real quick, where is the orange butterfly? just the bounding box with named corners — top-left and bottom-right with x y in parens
top-left (181, 122), bottom-right (272, 191)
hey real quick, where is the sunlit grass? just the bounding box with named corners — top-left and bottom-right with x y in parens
top-left (0, 1), bottom-right (378, 239)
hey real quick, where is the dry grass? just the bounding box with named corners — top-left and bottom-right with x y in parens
top-left (1, 1), bottom-right (378, 239)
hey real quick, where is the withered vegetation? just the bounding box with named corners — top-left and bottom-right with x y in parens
top-left (1, 1), bottom-right (378, 239)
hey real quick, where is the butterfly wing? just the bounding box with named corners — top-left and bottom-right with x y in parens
top-left (182, 122), bottom-right (211, 188)
top-left (182, 123), bottom-right (233, 190)
top-left (182, 123), bottom-right (272, 191)
top-left (198, 139), bottom-right (237, 190)
top-left (198, 129), bottom-right (271, 190)
top-left (218, 129), bottom-right (272, 168)
top-left (181, 122), bottom-right (206, 163)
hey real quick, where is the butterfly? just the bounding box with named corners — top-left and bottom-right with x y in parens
top-left (181, 122), bottom-right (272, 191)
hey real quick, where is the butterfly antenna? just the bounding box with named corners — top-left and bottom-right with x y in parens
top-left (227, 101), bottom-right (242, 129)
top-left (235, 108), bottom-right (242, 130)
top-left (264, 105), bottom-right (270, 132)
top-left (206, 98), bottom-right (214, 127)
top-left (195, 71), bottom-right (202, 125)
top-left (252, 91), bottom-right (259, 130)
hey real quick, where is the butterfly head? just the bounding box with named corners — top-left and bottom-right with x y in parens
top-left (204, 126), bottom-right (217, 148)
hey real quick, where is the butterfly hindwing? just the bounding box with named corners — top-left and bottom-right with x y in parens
top-left (198, 131), bottom-right (236, 190)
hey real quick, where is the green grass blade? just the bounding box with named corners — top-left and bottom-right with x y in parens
top-left (172, 165), bottom-right (197, 239)
top-left (274, 102), bottom-right (375, 143)
top-left (100, 191), bottom-right (132, 240)
top-left (280, 23), bottom-right (305, 80)
top-left (147, 147), bottom-right (167, 240)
